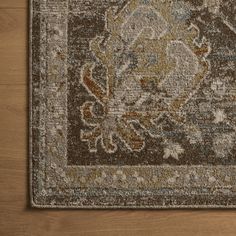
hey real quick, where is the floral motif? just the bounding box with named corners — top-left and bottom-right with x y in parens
top-left (163, 141), bottom-right (185, 160)
top-left (213, 109), bottom-right (227, 123)
top-left (80, 0), bottom-right (210, 155)
top-left (213, 133), bottom-right (235, 158)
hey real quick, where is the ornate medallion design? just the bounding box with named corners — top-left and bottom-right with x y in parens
top-left (80, 0), bottom-right (210, 155)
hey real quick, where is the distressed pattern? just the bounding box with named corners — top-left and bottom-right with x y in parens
top-left (30, 0), bottom-right (236, 208)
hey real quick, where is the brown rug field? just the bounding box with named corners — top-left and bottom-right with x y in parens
top-left (30, 0), bottom-right (236, 208)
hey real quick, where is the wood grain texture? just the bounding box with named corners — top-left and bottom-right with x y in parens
top-left (1, 4), bottom-right (236, 236)
top-left (0, 0), bottom-right (26, 9)
top-left (0, 9), bottom-right (27, 85)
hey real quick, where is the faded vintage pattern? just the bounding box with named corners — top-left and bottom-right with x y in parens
top-left (30, 0), bottom-right (236, 208)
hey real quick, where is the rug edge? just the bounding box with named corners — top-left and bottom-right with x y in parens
top-left (28, 0), bottom-right (236, 209)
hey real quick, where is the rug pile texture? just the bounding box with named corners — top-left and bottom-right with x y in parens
top-left (30, 0), bottom-right (236, 208)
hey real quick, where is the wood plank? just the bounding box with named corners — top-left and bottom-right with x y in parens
top-left (0, 85), bottom-right (26, 163)
top-left (0, 0), bottom-right (27, 9)
top-left (0, 9), bottom-right (27, 85)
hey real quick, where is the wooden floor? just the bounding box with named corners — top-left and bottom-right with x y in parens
top-left (1, 0), bottom-right (236, 235)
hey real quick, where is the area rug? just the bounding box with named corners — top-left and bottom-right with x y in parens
top-left (30, 0), bottom-right (236, 208)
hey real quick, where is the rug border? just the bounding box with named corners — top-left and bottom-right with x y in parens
top-left (29, 0), bottom-right (236, 209)
top-left (29, 0), bottom-right (33, 209)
